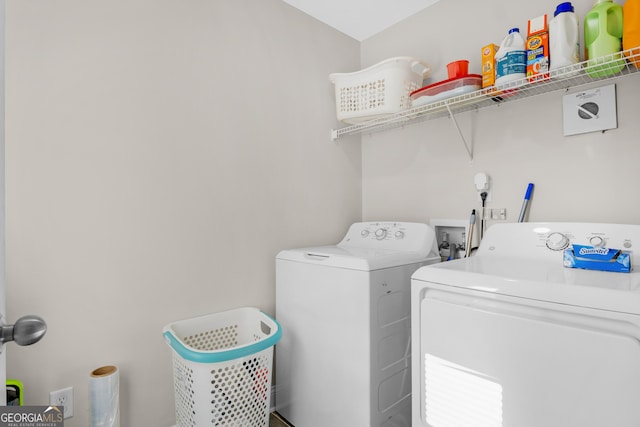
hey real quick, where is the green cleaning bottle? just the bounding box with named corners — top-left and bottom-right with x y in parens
top-left (584, 0), bottom-right (624, 77)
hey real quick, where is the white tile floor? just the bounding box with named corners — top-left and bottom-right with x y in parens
top-left (171, 413), bottom-right (290, 427)
top-left (270, 412), bottom-right (293, 426)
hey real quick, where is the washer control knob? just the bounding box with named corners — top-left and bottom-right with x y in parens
top-left (375, 228), bottom-right (387, 240)
top-left (361, 230), bottom-right (370, 238)
top-left (546, 232), bottom-right (570, 251)
top-left (589, 235), bottom-right (605, 247)
top-left (395, 231), bottom-right (405, 239)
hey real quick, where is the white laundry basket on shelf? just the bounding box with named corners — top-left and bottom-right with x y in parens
top-left (163, 307), bottom-right (282, 427)
top-left (329, 56), bottom-right (431, 124)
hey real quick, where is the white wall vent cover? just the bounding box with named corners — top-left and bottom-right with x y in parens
top-left (562, 84), bottom-right (617, 136)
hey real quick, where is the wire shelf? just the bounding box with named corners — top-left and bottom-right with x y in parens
top-left (331, 48), bottom-right (640, 141)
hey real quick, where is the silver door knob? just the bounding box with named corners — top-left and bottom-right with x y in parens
top-left (0, 315), bottom-right (47, 347)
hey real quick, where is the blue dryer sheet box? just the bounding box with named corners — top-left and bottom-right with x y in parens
top-left (563, 244), bottom-right (631, 273)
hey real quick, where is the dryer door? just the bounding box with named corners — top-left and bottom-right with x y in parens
top-left (415, 284), bottom-right (640, 427)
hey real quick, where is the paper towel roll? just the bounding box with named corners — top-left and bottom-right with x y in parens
top-left (89, 365), bottom-right (120, 427)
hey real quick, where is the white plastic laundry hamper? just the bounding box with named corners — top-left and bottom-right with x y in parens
top-left (163, 307), bottom-right (282, 427)
top-left (329, 56), bottom-right (431, 124)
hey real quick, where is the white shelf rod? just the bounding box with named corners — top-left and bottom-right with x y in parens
top-left (446, 104), bottom-right (473, 162)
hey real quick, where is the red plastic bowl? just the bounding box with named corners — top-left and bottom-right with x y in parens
top-left (447, 60), bottom-right (469, 79)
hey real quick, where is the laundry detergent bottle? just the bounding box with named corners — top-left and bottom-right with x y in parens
top-left (584, 0), bottom-right (624, 77)
top-left (549, 2), bottom-right (580, 73)
top-left (623, 0), bottom-right (640, 68)
top-left (495, 28), bottom-right (527, 86)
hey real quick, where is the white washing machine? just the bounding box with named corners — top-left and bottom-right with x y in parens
top-left (276, 222), bottom-right (440, 427)
top-left (411, 222), bottom-right (640, 427)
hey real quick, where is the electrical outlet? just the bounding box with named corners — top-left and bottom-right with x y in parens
top-left (491, 208), bottom-right (507, 220)
top-left (50, 387), bottom-right (73, 419)
top-left (474, 172), bottom-right (492, 202)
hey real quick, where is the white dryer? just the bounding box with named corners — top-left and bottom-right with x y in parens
top-left (411, 222), bottom-right (640, 427)
top-left (276, 222), bottom-right (440, 427)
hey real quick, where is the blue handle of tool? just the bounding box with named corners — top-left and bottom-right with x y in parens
top-left (524, 183), bottom-right (534, 200)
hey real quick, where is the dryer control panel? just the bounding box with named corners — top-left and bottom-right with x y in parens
top-left (338, 222), bottom-right (438, 257)
top-left (477, 222), bottom-right (640, 267)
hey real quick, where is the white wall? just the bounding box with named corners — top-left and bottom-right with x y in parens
top-left (361, 0), bottom-right (640, 235)
top-left (4, 1), bottom-right (360, 426)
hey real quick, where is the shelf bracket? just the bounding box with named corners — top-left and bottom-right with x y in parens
top-left (446, 104), bottom-right (473, 162)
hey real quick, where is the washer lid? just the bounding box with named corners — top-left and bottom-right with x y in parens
top-left (276, 221), bottom-right (440, 271)
top-left (412, 256), bottom-right (640, 315)
top-left (277, 245), bottom-right (437, 271)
